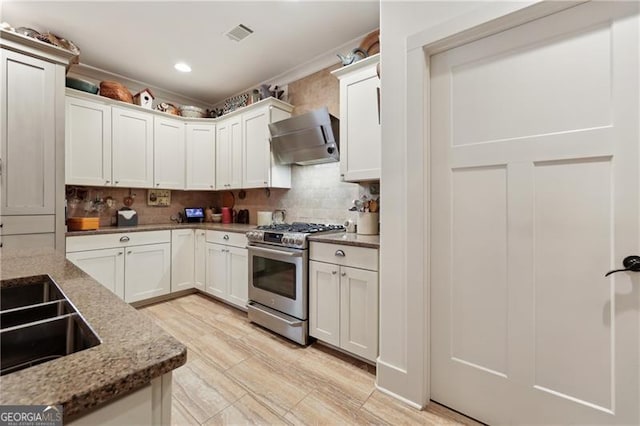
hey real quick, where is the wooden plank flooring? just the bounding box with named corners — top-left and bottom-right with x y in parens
top-left (140, 294), bottom-right (481, 425)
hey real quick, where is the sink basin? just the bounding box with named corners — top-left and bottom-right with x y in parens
top-left (1, 275), bottom-right (65, 311)
top-left (0, 275), bottom-right (100, 376)
top-left (1, 300), bottom-right (74, 329)
top-left (1, 314), bottom-right (100, 376)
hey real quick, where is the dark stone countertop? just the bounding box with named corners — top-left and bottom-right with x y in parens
top-left (66, 222), bottom-right (256, 237)
top-left (0, 248), bottom-right (187, 420)
top-left (308, 232), bottom-right (380, 249)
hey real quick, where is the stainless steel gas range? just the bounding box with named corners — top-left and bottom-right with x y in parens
top-left (246, 222), bottom-right (345, 344)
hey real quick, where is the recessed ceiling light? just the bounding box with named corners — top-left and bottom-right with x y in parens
top-left (174, 62), bottom-right (191, 73)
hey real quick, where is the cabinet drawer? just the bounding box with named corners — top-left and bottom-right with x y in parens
top-left (1, 215), bottom-right (55, 235)
top-left (310, 242), bottom-right (378, 271)
top-left (206, 230), bottom-right (247, 248)
top-left (1, 233), bottom-right (55, 249)
top-left (66, 230), bottom-right (171, 252)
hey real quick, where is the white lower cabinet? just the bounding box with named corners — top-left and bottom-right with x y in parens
top-left (194, 230), bottom-right (206, 291)
top-left (171, 229), bottom-right (195, 292)
top-left (66, 229), bottom-right (249, 306)
top-left (204, 230), bottom-right (248, 310)
top-left (124, 243), bottom-right (171, 303)
top-left (66, 231), bottom-right (171, 303)
top-left (67, 248), bottom-right (126, 299)
top-left (309, 242), bottom-right (379, 362)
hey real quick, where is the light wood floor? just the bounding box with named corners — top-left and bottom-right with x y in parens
top-left (141, 294), bottom-right (481, 425)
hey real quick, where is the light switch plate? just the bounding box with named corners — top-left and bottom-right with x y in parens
top-left (147, 189), bottom-right (171, 207)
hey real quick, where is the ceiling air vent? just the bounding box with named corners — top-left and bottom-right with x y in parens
top-left (225, 24), bottom-right (254, 42)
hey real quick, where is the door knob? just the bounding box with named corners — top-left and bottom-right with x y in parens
top-left (605, 255), bottom-right (640, 277)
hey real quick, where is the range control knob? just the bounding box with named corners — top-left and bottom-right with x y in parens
top-left (295, 237), bottom-right (303, 246)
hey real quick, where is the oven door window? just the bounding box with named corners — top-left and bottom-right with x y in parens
top-left (252, 256), bottom-right (297, 299)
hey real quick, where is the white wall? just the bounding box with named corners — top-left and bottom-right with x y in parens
top-left (378, 0), bottom-right (486, 406)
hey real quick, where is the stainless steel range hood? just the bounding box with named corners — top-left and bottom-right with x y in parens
top-left (269, 107), bottom-right (339, 165)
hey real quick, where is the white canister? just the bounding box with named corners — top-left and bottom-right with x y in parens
top-left (257, 211), bottom-right (273, 226)
top-left (357, 212), bottom-right (379, 235)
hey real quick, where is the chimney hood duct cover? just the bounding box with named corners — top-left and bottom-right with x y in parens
top-left (269, 107), bottom-right (339, 166)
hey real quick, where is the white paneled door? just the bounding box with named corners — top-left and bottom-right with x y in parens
top-left (430, 2), bottom-right (639, 425)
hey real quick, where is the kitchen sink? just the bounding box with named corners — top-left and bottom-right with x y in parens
top-left (1, 275), bottom-right (65, 311)
top-left (0, 275), bottom-right (101, 376)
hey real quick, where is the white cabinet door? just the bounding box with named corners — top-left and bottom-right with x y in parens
top-left (227, 246), bottom-right (248, 309)
top-left (205, 242), bottom-right (227, 298)
top-left (339, 266), bottom-right (378, 362)
top-left (112, 107), bottom-right (153, 188)
top-left (194, 230), bottom-right (206, 291)
top-left (309, 260), bottom-right (341, 347)
top-left (242, 107), bottom-right (270, 188)
top-left (65, 97), bottom-right (112, 186)
top-left (186, 123), bottom-right (215, 190)
top-left (124, 243), bottom-right (171, 303)
top-left (67, 248), bottom-right (125, 299)
top-left (215, 116), bottom-right (242, 189)
top-left (1, 50), bottom-right (55, 215)
top-left (336, 59), bottom-right (381, 182)
top-left (171, 229), bottom-right (194, 292)
top-left (154, 116), bottom-right (185, 189)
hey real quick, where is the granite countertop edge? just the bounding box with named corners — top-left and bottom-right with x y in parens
top-left (307, 233), bottom-right (380, 249)
top-left (66, 222), bottom-right (256, 237)
top-left (0, 249), bottom-right (188, 420)
top-left (67, 224), bottom-right (381, 248)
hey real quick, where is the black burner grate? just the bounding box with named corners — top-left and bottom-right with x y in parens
top-left (256, 222), bottom-right (345, 234)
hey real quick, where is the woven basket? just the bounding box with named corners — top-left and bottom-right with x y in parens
top-left (99, 81), bottom-right (133, 104)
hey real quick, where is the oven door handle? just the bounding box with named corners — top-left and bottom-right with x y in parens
top-left (249, 245), bottom-right (302, 258)
top-left (247, 302), bottom-right (303, 327)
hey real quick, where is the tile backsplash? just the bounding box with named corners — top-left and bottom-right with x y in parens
top-left (66, 187), bottom-right (217, 227)
top-left (66, 174), bottom-right (371, 227)
top-left (231, 163), bottom-right (368, 226)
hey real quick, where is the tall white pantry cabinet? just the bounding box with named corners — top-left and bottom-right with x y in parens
top-left (0, 29), bottom-right (72, 250)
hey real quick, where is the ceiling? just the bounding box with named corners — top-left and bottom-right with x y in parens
top-left (1, 1), bottom-right (379, 105)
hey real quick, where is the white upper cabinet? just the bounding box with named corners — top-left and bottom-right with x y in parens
top-left (332, 54), bottom-right (381, 182)
top-left (64, 92), bottom-right (293, 190)
top-left (66, 96), bottom-right (112, 186)
top-left (242, 104), bottom-right (291, 189)
top-left (216, 115), bottom-right (242, 190)
top-left (185, 123), bottom-right (215, 190)
top-left (1, 50), bottom-right (55, 215)
top-left (154, 116), bottom-right (185, 189)
top-left (112, 106), bottom-right (154, 188)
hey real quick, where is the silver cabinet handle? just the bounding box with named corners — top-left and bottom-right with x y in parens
top-left (332, 270), bottom-right (337, 275)
top-left (105, 180), bottom-right (110, 185)
top-left (223, 235), bottom-right (229, 240)
top-left (114, 181), bottom-right (119, 185)
top-left (118, 251), bottom-right (123, 256)
top-left (341, 272), bottom-right (346, 277)
top-left (119, 236), bottom-right (130, 242)
top-left (127, 251), bottom-right (132, 255)
top-left (335, 250), bottom-right (346, 257)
